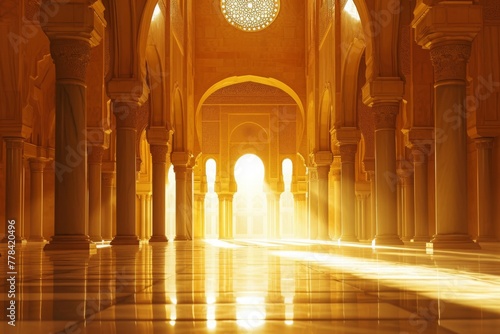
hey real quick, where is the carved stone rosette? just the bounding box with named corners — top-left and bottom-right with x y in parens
top-left (373, 104), bottom-right (399, 129)
top-left (50, 39), bottom-right (92, 83)
top-left (150, 144), bottom-right (169, 164)
top-left (339, 144), bottom-right (357, 163)
top-left (429, 43), bottom-right (471, 83)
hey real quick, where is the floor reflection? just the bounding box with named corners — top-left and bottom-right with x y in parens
top-left (0, 240), bottom-right (499, 333)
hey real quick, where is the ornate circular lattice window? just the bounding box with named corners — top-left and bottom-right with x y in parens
top-left (221, 0), bottom-right (280, 32)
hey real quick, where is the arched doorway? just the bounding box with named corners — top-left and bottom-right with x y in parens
top-left (233, 154), bottom-right (267, 238)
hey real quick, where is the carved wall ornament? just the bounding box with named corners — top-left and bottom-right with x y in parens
top-left (50, 39), bottom-right (91, 82)
top-left (430, 43), bottom-right (471, 82)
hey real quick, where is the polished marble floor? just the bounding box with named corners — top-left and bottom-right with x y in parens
top-left (1, 239), bottom-right (500, 333)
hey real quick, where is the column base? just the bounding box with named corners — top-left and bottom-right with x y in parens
top-left (28, 236), bottom-right (47, 243)
top-left (44, 235), bottom-right (96, 251)
top-left (426, 234), bottom-right (481, 250)
top-left (372, 235), bottom-right (404, 246)
top-left (1, 237), bottom-right (27, 245)
top-left (174, 235), bottom-right (192, 241)
top-left (338, 236), bottom-right (359, 243)
top-left (474, 236), bottom-right (498, 243)
top-left (149, 235), bottom-right (169, 242)
top-left (110, 235), bottom-right (140, 245)
top-left (90, 235), bottom-right (103, 243)
top-left (411, 236), bottom-right (430, 242)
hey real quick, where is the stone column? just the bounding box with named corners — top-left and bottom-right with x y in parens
top-left (332, 168), bottom-right (341, 240)
top-left (293, 193), bottom-right (307, 239)
top-left (88, 147), bottom-right (103, 242)
top-left (44, 40), bottom-right (94, 250)
top-left (338, 144), bottom-right (358, 242)
top-left (267, 192), bottom-right (281, 238)
top-left (411, 147), bottom-right (429, 242)
top-left (373, 105), bottom-right (403, 245)
top-left (413, 2), bottom-right (481, 249)
top-left (356, 192), bottom-right (370, 240)
top-left (28, 158), bottom-right (46, 242)
top-left (316, 165), bottom-right (330, 240)
top-left (218, 193), bottom-right (234, 239)
top-left (402, 172), bottom-right (415, 242)
top-left (426, 43), bottom-right (479, 249)
top-left (307, 166), bottom-right (319, 239)
top-left (2, 138), bottom-right (25, 244)
top-left (475, 138), bottom-right (496, 241)
top-left (367, 171), bottom-right (376, 240)
top-left (110, 102), bottom-right (140, 245)
top-left (149, 144), bottom-right (169, 242)
top-left (101, 172), bottom-right (114, 240)
top-left (194, 193), bottom-right (206, 239)
top-left (172, 152), bottom-right (193, 240)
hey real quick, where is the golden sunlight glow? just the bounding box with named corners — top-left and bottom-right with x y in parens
top-left (344, 0), bottom-right (360, 21)
top-left (234, 154), bottom-right (265, 193)
top-left (152, 4), bottom-right (162, 21)
top-left (272, 249), bottom-right (500, 315)
top-left (221, 0), bottom-right (280, 32)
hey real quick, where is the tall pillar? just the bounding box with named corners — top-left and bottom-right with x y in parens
top-left (413, 1), bottom-right (481, 250)
top-left (356, 192), bottom-right (370, 240)
top-left (40, 0), bottom-right (104, 252)
top-left (28, 158), bottom-right (46, 242)
top-left (317, 165), bottom-right (330, 240)
top-left (372, 105), bottom-right (403, 245)
top-left (172, 152), bottom-right (193, 240)
top-left (149, 145), bottom-right (169, 242)
top-left (411, 146), bottom-right (429, 242)
top-left (44, 40), bottom-right (94, 250)
top-left (475, 138), bottom-right (496, 241)
top-left (338, 143), bottom-right (359, 242)
top-left (402, 172), bottom-right (415, 242)
top-left (88, 147), bottom-right (103, 242)
top-left (307, 167), bottom-right (318, 239)
top-left (2, 138), bottom-right (25, 244)
top-left (194, 193), bottom-right (206, 239)
top-left (218, 193), bottom-right (233, 239)
top-left (367, 171), bottom-right (376, 240)
top-left (332, 168), bottom-right (341, 240)
top-left (101, 172), bottom-right (114, 240)
top-left (267, 192), bottom-right (280, 238)
top-left (292, 193), bottom-right (306, 238)
top-left (110, 102), bottom-right (140, 245)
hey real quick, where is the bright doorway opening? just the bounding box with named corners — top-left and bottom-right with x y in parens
top-left (233, 154), bottom-right (267, 238)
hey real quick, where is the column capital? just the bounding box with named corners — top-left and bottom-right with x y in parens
top-left (87, 146), bottom-right (104, 164)
top-left (338, 143), bottom-right (358, 163)
top-left (430, 43), bottom-right (472, 82)
top-left (411, 146), bottom-right (430, 165)
top-left (28, 157), bottom-right (47, 172)
top-left (373, 104), bottom-right (400, 129)
top-left (147, 127), bottom-right (174, 146)
top-left (50, 39), bottom-right (92, 83)
top-left (218, 193), bottom-right (234, 201)
top-left (102, 172), bottom-right (115, 187)
top-left (475, 137), bottom-right (494, 150)
top-left (150, 144), bottom-right (169, 164)
top-left (112, 101), bottom-right (139, 129)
